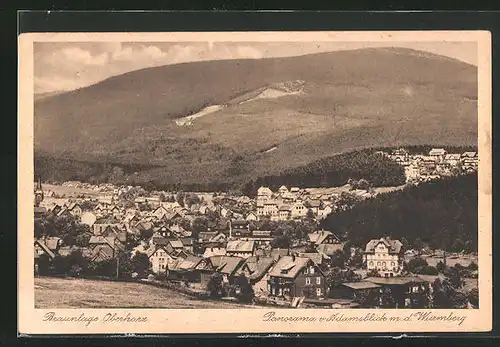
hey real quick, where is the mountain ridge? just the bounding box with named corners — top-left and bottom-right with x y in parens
top-left (34, 47), bottom-right (478, 189)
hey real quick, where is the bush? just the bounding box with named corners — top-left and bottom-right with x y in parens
top-left (154, 272), bottom-right (168, 281)
top-left (406, 257), bottom-right (429, 274)
top-left (366, 269), bottom-right (380, 277)
top-left (51, 250), bottom-right (89, 276)
top-left (443, 267), bottom-right (464, 289)
top-left (207, 272), bottom-right (224, 298)
top-left (436, 261), bottom-right (446, 273)
top-left (432, 278), bottom-right (468, 308)
top-left (233, 274), bottom-right (254, 303)
top-left (130, 252), bottom-right (151, 278)
top-left (467, 288), bottom-right (479, 307)
top-left (468, 262), bottom-right (478, 271)
top-left (36, 254), bottom-right (52, 275)
top-left (420, 265), bottom-right (438, 275)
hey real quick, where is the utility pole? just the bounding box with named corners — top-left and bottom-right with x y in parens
top-left (116, 253), bottom-right (120, 279)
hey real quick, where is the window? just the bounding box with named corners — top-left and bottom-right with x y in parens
top-left (304, 267), bottom-right (309, 275)
top-left (316, 288), bottom-right (322, 296)
top-left (377, 262), bottom-right (381, 266)
top-left (316, 277), bottom-right (321, 285)
top-left (310, 267), bottom-right (315, 274)
top-left (369, 261), bottom-right (373, 267)
top-left (391, 261), bottom-right (395, 267)
top-left (306, 278), bottom-right (311, 285)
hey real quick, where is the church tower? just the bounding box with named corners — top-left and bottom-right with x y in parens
top-left (34, 176), bottom-right (44, 207)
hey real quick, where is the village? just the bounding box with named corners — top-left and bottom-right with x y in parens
top-left (33, 147), bottom-right (479, 309)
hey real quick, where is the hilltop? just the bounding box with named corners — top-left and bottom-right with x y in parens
top-left (34, 47), bottom-right (478, 189)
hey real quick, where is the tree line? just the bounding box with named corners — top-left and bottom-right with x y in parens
top-left (35, 145), bottom-right (477, 195)
top-left (242, 149), bottom-right (406, 196)
top-left (373, 144), bottom-right (477, 155)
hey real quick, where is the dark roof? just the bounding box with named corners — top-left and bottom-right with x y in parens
top-left (151, 236), bottom-right (169, 246)
top-left (365, 237), bottom-right (403, 254)
top-left (231, 220), bottom-right (248, 227)
top-left (209, 256), bottom-right (244, 275)
top-left (298, 252), bottom-right (327, 265)
top-left (268, 256), bottom-right (312, 279)
top-left (91, 246), bottom-right (114, 261)
top-left (169, 240), bottom-right (184, 249)
top-left (242, 256), bottom-right (274, 281)
top-left (170, 255), bottom-right (205, 271)
top-left (88, 236), bottom-right (124, 252)
top-left (307, 230), bottom-right (340, 245)
top-left (226, 240), bottom-right (255, 253)
top-left (181, 238), bottom-right (194, 246)
top-left (305, 200), bottom-right (321, 208)
top-left (317, 243), bottom-right (344, 256)
top-left (198, 232), bottom-right (217, 241)
top-left (365, 276), bottom-right (428, 286)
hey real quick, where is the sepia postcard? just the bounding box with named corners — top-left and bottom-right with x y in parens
top-left (18, 30), bottom-right (492, 335)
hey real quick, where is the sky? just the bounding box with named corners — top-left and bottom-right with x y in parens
top-left (34, 41), bottom-right (478, 94)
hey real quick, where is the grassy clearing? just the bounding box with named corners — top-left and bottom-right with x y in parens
top-left (35, 277), bottom-right (254, 309)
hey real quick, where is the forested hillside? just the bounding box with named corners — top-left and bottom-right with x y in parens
top-left (242, 149), bottom-right (406, 196)
top-left (320, 173), bottom-right (478, 253)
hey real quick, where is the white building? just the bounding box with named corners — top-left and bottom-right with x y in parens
top-left (257, 186), bottom-right (273, 203)
top-left (278, 205), bottom-right (291, 221)
top-left (278, 185), bottom-right (289, 195)
top-left (290, 201), bottom-right (308, 219)
top-left (148, 245), bottom-right (177, 274)
top-left (429, 148), bottom-right (446, 162)
top-left (444, 154), bottom-right (461, 167)
top-left (245, 212), bottom-right (258, 221)
top-left (404, 163), bottom-right (421, 183)
top-left (461, 152), bottom-right (478, 171)
top-left (263, 201), bottom-right (279, 218)
top-left (364, 237), bottom-right (404, 278)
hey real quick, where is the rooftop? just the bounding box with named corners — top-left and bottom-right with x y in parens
top-left (365, 276), bottom-right (428, 286)
top-left (342, 281), bottom-right (381, 290)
